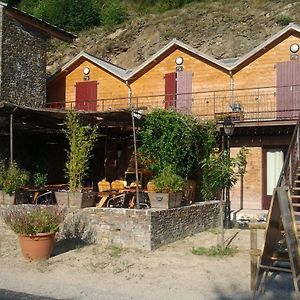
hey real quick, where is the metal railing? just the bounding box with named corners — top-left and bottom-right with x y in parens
top-left (46, 84), bottom-right (300, 122)
top-left (277, 115), bottom-right (300, 189)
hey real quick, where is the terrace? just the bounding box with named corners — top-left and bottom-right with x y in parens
top-left (46, 84), bottom-right (300, 124)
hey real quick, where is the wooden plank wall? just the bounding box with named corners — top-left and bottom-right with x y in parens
top-left (130, 49), bottom-right (230, 114)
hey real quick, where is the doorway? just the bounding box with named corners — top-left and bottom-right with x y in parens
top-left (75, 81), bottom-right (98, 111)
top-left (262, 148), bottom-right (284, 209)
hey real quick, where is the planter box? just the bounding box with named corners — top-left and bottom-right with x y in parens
top-left (0, 191), bottom-right (15, 205)
top-left (148, 192), bottom-right (183, 209)
top-left (55, 191), bottom-right (97, 208)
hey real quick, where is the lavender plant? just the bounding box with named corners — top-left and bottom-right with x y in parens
top-left (3, 205), bottom-right (67, 236)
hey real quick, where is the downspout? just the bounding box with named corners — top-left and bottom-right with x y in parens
top-left (126, 80), bottom-right (140, 208)
top-left (229, 70), bottom-right (234, 105)
top-left (126, 80), bottom-right (132, 108)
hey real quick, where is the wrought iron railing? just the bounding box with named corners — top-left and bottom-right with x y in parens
top-left (277, 115), bottom-right (300, 188)
top-left (46, 84), bottom-right (300, 122)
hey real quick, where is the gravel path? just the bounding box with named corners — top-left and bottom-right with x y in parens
top-left (0, 228), bottom-right (297, 299)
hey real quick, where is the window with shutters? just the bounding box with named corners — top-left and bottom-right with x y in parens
top-left (164, 71), bottom-right (192, 112)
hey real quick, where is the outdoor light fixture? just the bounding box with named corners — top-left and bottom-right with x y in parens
top-left (83, 67), bottom-right (90, 75)
top-left (175, 57), bottom-right (184, 65)
top-left (116, 146), bottom-right (123, 159)
top-left (223, 118), bottom-right (235, 229)
top-left (290, 43), bottom-right (300, 53)
top-left (223, 118), bottom-right (235, 136)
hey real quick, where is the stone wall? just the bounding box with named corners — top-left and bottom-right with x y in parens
top-left (0, 201), bottom-right (220, 251)
top-left (1, 11), bottom-right (47, 107)
top-left (59, 201), bottom-right (220, 250)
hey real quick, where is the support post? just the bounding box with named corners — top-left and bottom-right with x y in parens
top-left (131, 110), bottom-right (140, 209)
top-left (10, 113), bottom-right (13, 167)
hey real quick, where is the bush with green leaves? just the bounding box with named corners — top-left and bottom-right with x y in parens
top-left (3, 205), bottom-right (67, 235)
top-left (22, 0), bottom-right (101, 32)
top-left (33, 172), bottom-right (48, 188)
top-left (1, 161), bottom-right (29, 196)
top-left (201, 146), bottom-right (248, 201)
top-left (63, 110), bottom-right (98, 192)
top-left (138, 109), bottom-right (205, 178)
top-left (101, 0), bottom-right (128, 27)
top-left (153, 165), bottom-right (185, 193)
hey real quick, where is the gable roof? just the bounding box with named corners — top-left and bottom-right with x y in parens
top-left (125, 39), bottom-right (231, 81)
top-left (230, 23), bottom-right (300, 71)
top-left (48, 51), bottom-right (130, 83)
top-left (0, 2), bottom-right (75, 43)
top-left (48, 23), bottom-right (300, 84)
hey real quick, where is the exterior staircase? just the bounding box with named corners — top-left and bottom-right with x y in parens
top-left (278, 116), bottom-right (300, 226)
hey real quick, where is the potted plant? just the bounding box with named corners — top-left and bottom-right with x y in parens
top-left (0, 160), bottom-right (29, 205)
top-left (55, 111), bottom-right (98, 208)
top-left (148, 166), bottom-right (186, 209)
top-left (3, 205), bottom-right (66, 260)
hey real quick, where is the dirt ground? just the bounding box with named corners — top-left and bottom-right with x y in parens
top-left (0, 228), bottom-right (297, 300)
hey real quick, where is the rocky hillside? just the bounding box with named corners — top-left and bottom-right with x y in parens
top-left (47, 0), bottom-right (300, 75)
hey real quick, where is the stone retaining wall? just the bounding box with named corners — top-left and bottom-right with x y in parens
top-left (0, 201), bottom-right (220, 251)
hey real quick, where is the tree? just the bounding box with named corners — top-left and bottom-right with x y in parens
top-left (63, 111), bottom-right (98, 192)
top-left (138, 109), bottom-right (204, 178)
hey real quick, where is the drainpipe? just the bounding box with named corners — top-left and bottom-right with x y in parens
top-left (229, 70), bottom-right (234, 104)
top-left (126, 80), bottom-right (140, 208)
top-left (126, 80), bottom-right (132, 108)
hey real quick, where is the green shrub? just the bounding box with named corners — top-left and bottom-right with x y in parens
top-left (33, 0), bottom-right (100, 31)
top-left (2, 162), bottom-right (29, 196)
top-left (101, 0), bottom-right (128, 27)
top-left (153, 165), bottom-right (185, 193)
top-left (33, 172), bottom-right (48, 188)
top-left (138, 109), bottom-right (204, 178)
top-left (192, 245), bottom-right (238, 257)
top-left (276, 15), bottom-right (292, 26)
top-left (3, 205), bottom-right (66, 235)
top-left (201, 147), bottom-right (248, 201)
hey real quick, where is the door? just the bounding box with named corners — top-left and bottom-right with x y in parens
top-left (176, 71), bottom-right (193, 113)
top-left (276, 61), bottom-right (300, 119)
top-left (262, 148), bottom-right (284, 209)
top-left (75, 81), bottom-right (97, 111)
top-left (165, 73), bottom-right (177, 109)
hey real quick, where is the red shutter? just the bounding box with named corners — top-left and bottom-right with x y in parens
top-left (276, 61), bottom-right (300, 119)
top-left (165, 73), bottom-right (177, 109)
top-left (75, 81), bottom-right (98, 111)
top-left (176, 71), bottom-right (192, 113)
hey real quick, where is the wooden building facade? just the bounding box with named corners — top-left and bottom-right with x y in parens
top-left (46, 23), bottom-right (300, 211)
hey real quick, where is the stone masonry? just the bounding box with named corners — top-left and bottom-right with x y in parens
top-left (63, 201), bottom-right (220, 250)
top-left (0, 7), bottom-right (47, 107)
top-left (0, 201), bottom-right (219, 250)
top-left (0, 201), bottom-right (220, 251)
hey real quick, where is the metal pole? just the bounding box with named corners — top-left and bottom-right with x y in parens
top-left (224, 134), bottom-right (231, 229)
top-left (9, 113), bottom-right (13, 167)
top-left (131, 110), bottom-right (140, 209)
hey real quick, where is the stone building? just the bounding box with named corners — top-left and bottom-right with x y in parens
top-left (0, 2), bottom-right (74, 107)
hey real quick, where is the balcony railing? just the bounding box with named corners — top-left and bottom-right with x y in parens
top-left (46, 85), bottom-right (300, 122)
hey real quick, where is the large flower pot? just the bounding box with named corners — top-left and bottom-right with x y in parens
top-left (18, 232), bottom-right (55, 261)
top-left (2, 191), bottom-right (15, 205)
top-left (55, 191), bottom-right (97, 208)
top-left (149, 192), bottom-right (183, 209)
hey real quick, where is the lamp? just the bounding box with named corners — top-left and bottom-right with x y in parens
top-left (223, 118), bottom-right (235, 229)
top-left (116, 146), bottom-right (123, 159)
top-left (224, 118), bottom-right (235, 136)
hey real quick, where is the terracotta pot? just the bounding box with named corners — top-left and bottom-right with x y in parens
top-left (18, 232), bottom-right (56, 261)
